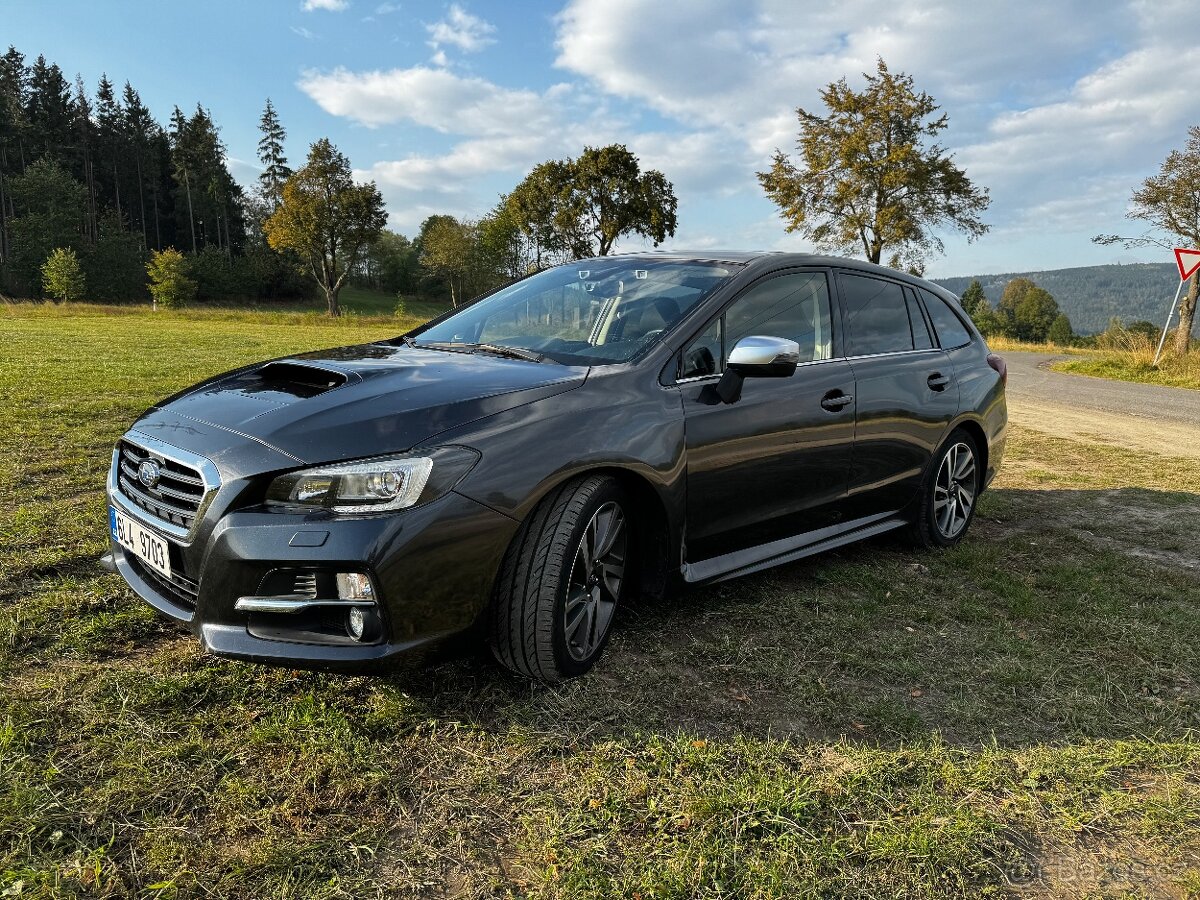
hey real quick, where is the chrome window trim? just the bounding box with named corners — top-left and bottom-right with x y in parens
top-left (106, 429), bottom-right (221, 546)
top-left (674, 353), bottom-right (846, 385)
top-left (842, 347), bottom-right (945, 363)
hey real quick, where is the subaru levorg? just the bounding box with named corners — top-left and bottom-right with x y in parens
top-left (103, 252), bottom-right (1007, 683)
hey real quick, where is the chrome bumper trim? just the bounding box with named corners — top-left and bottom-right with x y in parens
top-left (234, 596), bottom-right (375, 614)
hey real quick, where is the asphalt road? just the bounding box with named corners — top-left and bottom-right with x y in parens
top-left (1002, 351), bottom-right (1200, 428)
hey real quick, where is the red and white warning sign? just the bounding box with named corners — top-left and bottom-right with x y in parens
top-left (1174, 248), bottom-right (1200, 281)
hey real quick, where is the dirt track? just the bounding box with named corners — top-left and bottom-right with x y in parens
top-left (1003, 351), bottom-right (1200, 459)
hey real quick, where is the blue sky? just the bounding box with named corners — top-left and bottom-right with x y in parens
top-left (6, 0), bottom-right (1200, 277)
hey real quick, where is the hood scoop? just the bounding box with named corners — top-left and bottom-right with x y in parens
top-left (222, 361), bottom-right (351, 399)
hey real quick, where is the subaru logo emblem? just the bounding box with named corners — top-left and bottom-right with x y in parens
top-left (137, 459), bottom-right (161, 490)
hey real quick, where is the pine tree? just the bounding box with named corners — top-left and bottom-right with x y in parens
top-left (122, 82), bottom-right (155, 247)
top-left (69, 75), bottom-right (97, 241)
top-left (25, 56), bottom-right (72, 160)
top-left (959, 280), bottom-right (987, 317)
top-left (1047, 313), bottom-right (1074, 346)
top-left (94, 74), bottom-right (125, 226)
top-left (256, 99), bottom-right (291, 211)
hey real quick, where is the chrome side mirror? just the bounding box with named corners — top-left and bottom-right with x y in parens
top-left (715, 336), bottom-right (800, 403)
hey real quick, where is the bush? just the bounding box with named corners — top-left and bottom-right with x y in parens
top-left (394, 295), bottom-right (408, 318)
top-left (146, 248), bottom-right (197, 309)
top-left (41, 247), bottom-right (86, 301)
top-left (186, 245), bottom-right (241, 301)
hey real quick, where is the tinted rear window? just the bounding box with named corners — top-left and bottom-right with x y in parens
top-left (838, 274), bottom-right (913, 356)
top-left (921, 289), bottom-right (974, 349)
top-left (906, 289), bottom-right (934, 350)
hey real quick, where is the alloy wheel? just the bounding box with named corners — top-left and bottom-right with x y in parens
top-left (934, 442), bottom-right (977, 539)
top-left (563, 501), bottom-right (627, 662)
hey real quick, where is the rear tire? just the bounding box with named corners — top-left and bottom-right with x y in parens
top-left (490, 475), bottom-right (631, 683)
top-left (905, 428), bottom-right (982, 549)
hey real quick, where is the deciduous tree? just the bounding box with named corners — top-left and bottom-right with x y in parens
top-left (999, 278), bottom-right (1061, 342)
top-left (419, 214), bottom-right (478, 307)
top-left (146, 247), bottom-right (195, 308)
top-left (1095, 126), bottom-right (1200, 356)
top-left (41, 246), bottom-right (84, 301)
top-left (758, 59), bottom-right (989, 268)
top-left (505, 144), bottom-right (678, 260)
top-left (263, 138), bottom-right (386, 316)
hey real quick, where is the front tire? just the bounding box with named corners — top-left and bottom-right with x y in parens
top-left (490, 475), bottom-right (630, 683)
top-left (906, 429), bottom-right (982, 549)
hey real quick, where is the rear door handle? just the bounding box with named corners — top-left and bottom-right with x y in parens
top-left (820, 390), bottom-right (854, 412)
top-left (927, 373), bottom-right (950, 391)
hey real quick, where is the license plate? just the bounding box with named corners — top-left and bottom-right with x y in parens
top-left (110, 507), bottom-right (172, 579)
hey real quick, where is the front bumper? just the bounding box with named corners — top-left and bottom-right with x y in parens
top-left (107, 487), bottom-right (519, 670)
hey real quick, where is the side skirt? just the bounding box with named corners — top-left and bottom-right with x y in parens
top-left (681, 511), bottom-right (906, 585)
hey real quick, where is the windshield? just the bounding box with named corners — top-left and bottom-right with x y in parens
top-left (410, 259), bottom-right (735, 365)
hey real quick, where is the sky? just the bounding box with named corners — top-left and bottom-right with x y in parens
top-left (5, 0), bottom-right (1200, 277)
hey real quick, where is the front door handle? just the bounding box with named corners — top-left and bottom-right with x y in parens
top-left (820, 390), bottom-right (854, 412)
top-left (927, 373), bottom-right (950, 391)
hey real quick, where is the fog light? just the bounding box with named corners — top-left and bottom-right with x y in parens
top-left (348, 606), bottom-right (366, 640)
top-left (345, 605), bottom-right (382, 642)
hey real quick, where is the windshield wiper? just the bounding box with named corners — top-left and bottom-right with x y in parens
top-left (471, 342), bottom-right (545, 362)
top-left (407, 340), bottom-right (476, 355)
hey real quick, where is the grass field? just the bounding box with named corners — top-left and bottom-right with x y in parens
top-left (2, 304), bottom-right (1199, 898)
top-left (986, 335), bottom-right (1200, 391)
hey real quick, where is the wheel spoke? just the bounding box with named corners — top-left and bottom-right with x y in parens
top-left (954, 453), bottom-right (975, 482)
top-left (581, 592), bottom-right (597, 653)
top-left (563, 588), bottom-right (590, 642)
top-left (594, 507), bottom-right (625, 559)
top-left (579, 520), bottom-right (595, 571)
top-left (601, 560), bottom-right (624, 598)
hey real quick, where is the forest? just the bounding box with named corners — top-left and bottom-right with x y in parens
top-left (934, 263), bottom-right (1178, 335)
top-left (0, 44), bottom-right (444, 305)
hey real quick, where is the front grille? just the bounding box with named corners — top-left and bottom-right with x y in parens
top-left (117, 441), bottom-right (207, 532)
top-left (127, 555), bottom-right (200, 609)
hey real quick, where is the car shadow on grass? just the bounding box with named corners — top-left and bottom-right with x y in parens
top-left (381, 487), bottom-right (1200, 750)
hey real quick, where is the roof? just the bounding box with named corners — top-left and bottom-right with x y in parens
top-left (591, 250), bottom-right (960, 300)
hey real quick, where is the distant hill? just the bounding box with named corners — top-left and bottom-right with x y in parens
top-left (933, 263), bottom-right (1177, 334)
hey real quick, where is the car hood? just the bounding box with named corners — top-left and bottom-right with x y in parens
top-left (135, 342), bottom-right (588, 466)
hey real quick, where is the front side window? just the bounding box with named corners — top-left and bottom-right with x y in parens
top-left (413, 259), bottom-right (734, 365)
top-left (838, 273), bottom-right (914, 356)
top-left (680, 271), bottom-right (833, 378)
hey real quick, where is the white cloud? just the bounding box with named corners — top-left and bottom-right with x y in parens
top-left (302, 65), bottom-right (619, 232)
top-left (301, 0), bottom-right (348, 9)
top-left (426, 4), bottom-right (497, 54)
top-left (295, 0), bottom-right (1200, 269)
top-left (299, 65), bottom-right (560, 133)
top-left (551, 0), bottom-right (1200, 269)
top-left (375, 1), bottom-right (401, 12)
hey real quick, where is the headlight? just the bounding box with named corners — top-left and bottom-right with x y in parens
top-left (265, 447), bottom-right (479, 514)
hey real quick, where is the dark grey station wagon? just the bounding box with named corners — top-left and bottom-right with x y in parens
top-left (105, 252), bottom-right (1008, 682)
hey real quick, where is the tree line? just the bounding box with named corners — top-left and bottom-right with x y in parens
top-left (0, 42), bottom-right (684, 315)
top-left (0, 45), bottom-right (312, 303)
top-left (958, 278), bottom-right (1073, 344)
